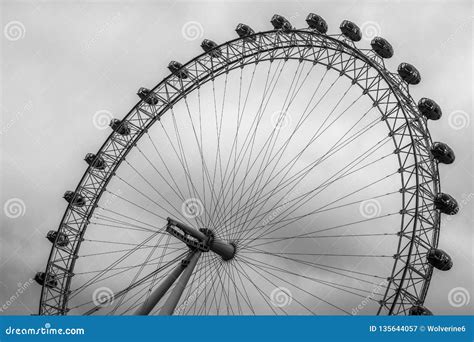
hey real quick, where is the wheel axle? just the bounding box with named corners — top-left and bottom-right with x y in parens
top-left (166, 217), bottom-right (236, 261)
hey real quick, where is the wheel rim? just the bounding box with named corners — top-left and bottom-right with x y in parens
top-left (39, 29), bottom-right (442, 316)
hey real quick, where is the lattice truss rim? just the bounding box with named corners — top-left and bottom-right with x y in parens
top-left (39, 29), bottom-right (440, 316)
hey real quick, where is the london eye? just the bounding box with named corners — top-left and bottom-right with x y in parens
top-left (36, 14), bottom-right (459, 316)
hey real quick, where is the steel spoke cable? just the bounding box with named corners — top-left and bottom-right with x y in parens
top-left (222, 60), bottom-right (287, 230)
top-left (224, 68), bottom-right (341, 235)
top-left (104, 189), bottom-right (167, 220)
top-left (209, 72), bottom-right (229, 224)
top-left (169, 109), bottom-right (212, 228)
top-left (225, 65), bottom-right (258, 240)
top-left (93, 207), bottom-right (160, 231)
top-left (232, 128), bottom-right (392, 241)
top-left (74, 247), bottom-right (183, 276)
top-left (181, 93), bottom-right (230, 227)
top-left (110, 232), bottom-right (164, 314)
top-left (238, 89), bottom-right (365, 222)
top-left (222, 65), bottom-right (325, 239)
top-left (72, 250), bottom-right (187, 313)
top-left (211, 60), bottom-right (285, 230)
top-left (85, 252), bottom-right (186, 315)
top-left (73, 246), bottom-right (185, 304)
top-left (231, 257), bottom-right (282, 315)
top-left (125, 146), bottom-right (203, 227)
top-left (124, 252), bottom-right (219, 315)
top-left (117, 253), bottom-right (215, 315)
top-left (229, 62), bottom-right (310, 238)
top-left (235, 160), bottom-right (396, 243)
top-left (219, 63), bottom-right (305, 224)
top-left (220, 66), bottom-right (330, 211)
top-left (241, 247), bottom-right (392, 258)
top-left (222, 133), bottom-right (392, 241)
top-left (157, 117), bottom-right (210, 226)
top-left (182, 95), bottom-right (220, 226)
top-left (237, 249), bottom-right (389, 281)
top-left (240, 170), bottom-right (398, 244)
top-left (239, 252), bottom-right (387, 294)
top-left (240, 213), bottom-right (398, 251)
top-left (88, 221), bottom-right (158, 235)
top-left (235, 190), bottom-right (397, 243)
top-left (91, 213), bottom-right (159, 232)
top-left (246, 232), bottom-right (397, 249)
top-left (113, 173), bottom-right (189, 224)
top-left (219, 103), bottom-right (381, 239)
top-left (144, 133), bottom-right (188, 203)
top-left (226, 103), bottom-right (380, 236)
top-left (142, 234), bottom-right (174, 309)
top-left (70, 228), bottom-right (165, 299)
top-left (228, 260), bottom-right (257, 314)
top-left (238, 254), bottom-right (384, 304)
top-left (179, 253), bottom-right (219, 315)
top-left (235, 254), bottom-right (319, 314)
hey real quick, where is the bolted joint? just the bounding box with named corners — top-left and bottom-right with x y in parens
top-left (166, 218), bottom-right (236, 261)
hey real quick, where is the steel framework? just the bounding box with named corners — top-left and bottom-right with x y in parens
top-left (39, 26), bottom-right (444, 316)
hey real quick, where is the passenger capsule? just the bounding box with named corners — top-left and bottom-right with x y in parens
top-left (168, 61), bottom-right (189, 79)
top-left (371, 37), bottom-right (394, 58)
top-left (137, 87), bottom-right (159, 106)
top-left (63, 191), bottom-right (86, 207)
top-left (340, 20), bottom-right (362, 41)
top-left (434, 193), bottom-right (459, 215)
top-left (271, 14), bottom-right (292, 32)
top-left (34, 272), bottom-right (58, 288)
top-left (46, 230), bottom-right (69, 247)
top-left (109, 119), bottom-right (131, 135)
top-left (235, 23), bottom-right (256, 41)
top-left (397, 63), bottom-right (421, 85)
top-left (430, 142), bottom-right (455, 164)
top-left (306, 13), bottom-right (328, 33)
top-left (409, 305), bottom-right (433, 316)
top-left (427, 248), bottom-right (453, 271)
top-left (418, 98), bottom-right (442, 120)
top-left (201, 39), bottom-right (222, 58)
top-left (84, 153), bottom-right (106, 170)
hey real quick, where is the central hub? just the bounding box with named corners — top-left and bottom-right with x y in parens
top-left (166, 218), bottom-right (235, 261)
top-left (199, 228), bottom-right (215, 241)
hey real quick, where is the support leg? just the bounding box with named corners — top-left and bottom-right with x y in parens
top-left (158, 250), bottom-right (202, 315)
top-left (135, 250), bottom-right (196, 315)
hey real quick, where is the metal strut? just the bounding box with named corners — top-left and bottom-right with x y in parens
top-left (158, 250), bottom-right (201, 315)
top-left (135, 249), bottom-right (198, 315)
top-left (135, 218), bottom-right (235, 315)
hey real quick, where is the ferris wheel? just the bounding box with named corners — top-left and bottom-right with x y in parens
top-left (36, 14), bottom-right (459, 316)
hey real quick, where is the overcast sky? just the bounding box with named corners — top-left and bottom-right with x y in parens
top-left (1, 0), bottom-right (472, 315)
